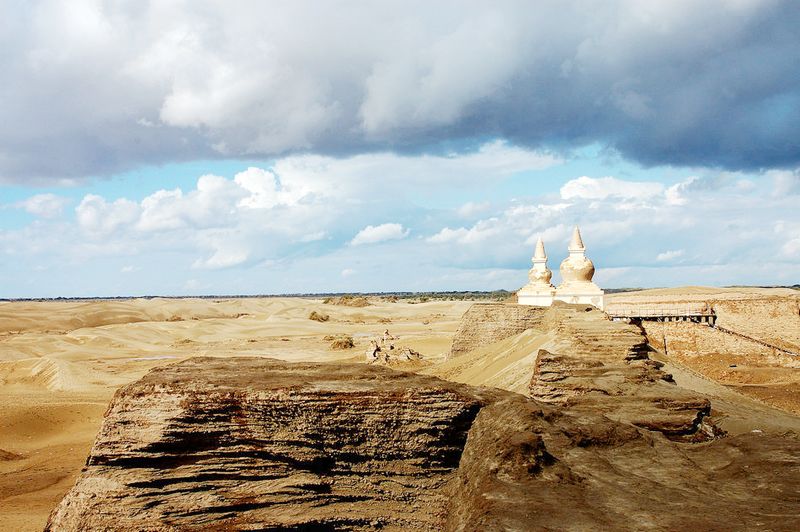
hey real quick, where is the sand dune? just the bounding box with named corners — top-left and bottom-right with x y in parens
top-left (424, 329), bottom-right (557, 394)
top-left (1, 358), bottom-right (75, 392)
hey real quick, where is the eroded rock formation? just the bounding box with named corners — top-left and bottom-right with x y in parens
top-left (46, 357), bottom-right (497, 531)
top-left (448, 303), bottom-right (548, 358)
top-left (449, 302), bottom-right (719, 441)
top-left (447, 397), bottom-right (800, 531)
top-left (529, 303), bottom-right (720, 441)
top-left (48, 356), bottom-right (800, 531)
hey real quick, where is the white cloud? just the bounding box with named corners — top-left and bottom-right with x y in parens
top-left (560, 176), bottom-right (663, 201)
top-left (184, 279), bottom-right (202, 291)
top-left (350, 223), bottom-right (409, 246)
top-left (1, 1), bottom-right (797, 184)
top-left (783, 238), bottom-right (800, 258)
top-left (3, 153), bottom-right (799, 297)
top-left (16, 193), bottom-right (69, 218)
top-left (457, 201), bottom-right (491, 218)
top-left (431, 202), bottom-right (572, 249)
top-left (428, 227), bottom-right (470, 244)
top-left (271, 140), bottom-right (560, 201)
top-left (769, 169), bottom-right (800, 197)
top-left (190, 228), bottom-right (253, 270)
top-left (76, 194), bottom-right (140, 235)
top-left (415, 167), bottom-right (800, 283)
top-left (120, 265), bottom-right (139, 273)
top-left (234, 167), bottom-right (282, 209)
top-left (427, 222), bottom-right (501, 245)
top-left (526, 224), bottom-right (571, 247)
top-left (774, 220), bottom-right (800, 259)
top-left (656, 249), bottom-right (685, 262)
top-left (341, 268), bottom-right (356, 277)
top-left (359, 14), bottom-right (523, 133)
top-left (192, 247), bottom-right (249, 270)
top-left (136, 188), bottom-right (186, 232)
top-left (665, 177), bottom-right (700, 206)
top-left (137, 174), bottom-right (245, 232)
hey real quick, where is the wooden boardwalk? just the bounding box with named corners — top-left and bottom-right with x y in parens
top-left (605, 303), bottom-right (716, 325)
top-left (606, 304), bottom-right (798, 356)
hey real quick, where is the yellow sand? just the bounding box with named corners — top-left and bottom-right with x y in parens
top-left (2, 287), bottom-right (798, 530)
top-left (0, 297), bottom-right (470, 531)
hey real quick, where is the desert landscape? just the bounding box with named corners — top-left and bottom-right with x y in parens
top-left (2, 3), bottom-right (799, 530)
top-left (1, 287), bottom-right (799, 530)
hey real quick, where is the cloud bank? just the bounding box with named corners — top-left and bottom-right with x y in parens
top-left (1, 0), bottom-right (799, 183)
top-left (2, 147), bottom-right (797, 297)
top-left (351, 224), bottom-right (410, 246)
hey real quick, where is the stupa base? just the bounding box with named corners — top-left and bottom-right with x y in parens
top-left (517, 290), bottom-right (555, 306)
top-left (554, 289), bottom-right (605, 310)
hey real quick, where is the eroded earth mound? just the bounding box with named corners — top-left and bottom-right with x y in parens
top-left (48, 355), bottom-right (800, 531)
top-left (442, 302), bottom-right (718, 441)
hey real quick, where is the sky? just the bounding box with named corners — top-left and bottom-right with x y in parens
top-left (0, 0), bottom-right (799, 298)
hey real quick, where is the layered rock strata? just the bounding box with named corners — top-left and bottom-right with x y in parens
top-left (47, 357), bottom-right (800, 531)
top-left (448, 301), bottom-right (718, 441)
top-left (46, 357), bottom-right (496, 531)
top-left (530, 303), bottom-right (717, 440)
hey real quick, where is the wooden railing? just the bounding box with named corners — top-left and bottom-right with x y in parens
top-left (605, 304), bottom-right (714, 318)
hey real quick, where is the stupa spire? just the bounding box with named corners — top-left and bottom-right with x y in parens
top-left (533, 236), bottom-right (547, 260)
top-left (568, 225), bottom-right (585, 252)
top-left (517, 235), bottom-right (555, 306)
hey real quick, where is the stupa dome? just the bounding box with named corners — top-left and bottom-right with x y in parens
top-left (559, 226), bottom-right (596, 284)
top-left (560, 255), bottom-right (595, 284)
top-left (529, 263), bottom-right (553, 284)
top-left (517, 236), bottom-right (556, 306)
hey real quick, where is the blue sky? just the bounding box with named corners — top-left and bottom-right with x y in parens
top-left (1, 1), bottom-right (799, 297)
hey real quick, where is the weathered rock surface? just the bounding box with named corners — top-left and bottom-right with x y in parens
top-left (46, 357), bottom-right (497, 531)
top-left (643, 319), bottom-right (800, 364)
top-left (710, 296), bottom-right (800, 352)
top-left (447, 398), bottom-right (800, 531)
top-left (448, 303), bottom-right (548, 358)
top-left (446, 302), bottom-right (719, 441)
top-left (48, 356), bottom-right (800, 531)
top-left (529, 303), bottom-right (720, 441)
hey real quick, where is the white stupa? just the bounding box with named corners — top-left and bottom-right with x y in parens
top-left (517, 236), bottom-right (556, 306)
top-left (553, 226), bottom-right (604, 309)
top-left (517, 226), bottom-right (605, 310)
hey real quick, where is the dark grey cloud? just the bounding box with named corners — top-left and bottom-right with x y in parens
top-left (1, 0), bottom-right (798, 183)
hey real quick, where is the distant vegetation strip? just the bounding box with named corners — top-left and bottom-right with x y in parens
top-left (3, 285), bottom-right (797, 302)
top-left (2, 290), bottom-right (516, 302)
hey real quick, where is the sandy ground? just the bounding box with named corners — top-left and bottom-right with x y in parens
top-left (2, 288), bottom-right (799, 531)
top-left (0, 297), bottom-right (470, 531)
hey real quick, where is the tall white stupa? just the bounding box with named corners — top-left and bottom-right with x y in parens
top-left (517, 226), bottom-right (604, 310)
top-left (553, 226), bottom-right (604, 309)
top-left (517, 236), bottom-right (556, 306)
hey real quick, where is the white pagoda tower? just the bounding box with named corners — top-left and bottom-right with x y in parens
top-left (517, 236), bottom-right (556, 306)
top-left (553, 226), bottom-right (605, 309)
top-left (517, 226), bottom-right (605, 310)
